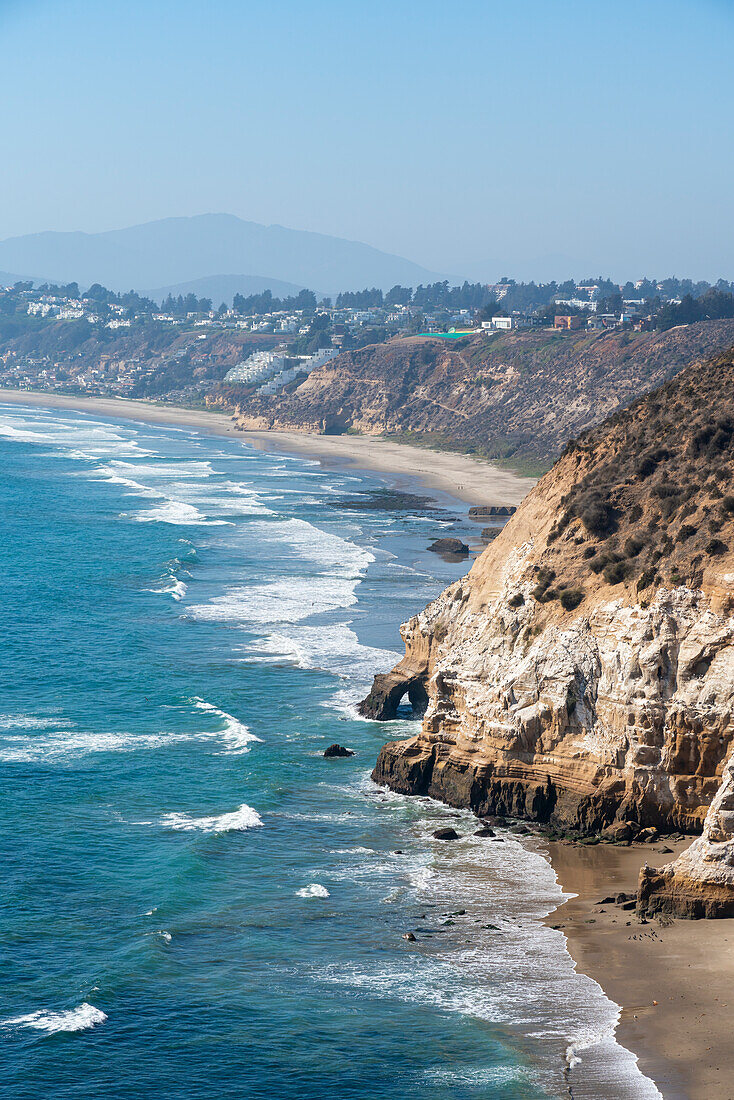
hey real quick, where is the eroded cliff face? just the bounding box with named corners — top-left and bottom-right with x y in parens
top-left (228, 320), bottom-right (734, 466)
top-left (369, 349), bottom-right (734, 916)
top-left (372, 549), bottom-right (734, 832)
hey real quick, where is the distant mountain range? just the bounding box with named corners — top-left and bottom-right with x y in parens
top-left (0, 214), bottom-right (445, 301)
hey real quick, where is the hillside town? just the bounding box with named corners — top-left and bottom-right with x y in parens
top-left (2, 275), bottom-right (734, 401)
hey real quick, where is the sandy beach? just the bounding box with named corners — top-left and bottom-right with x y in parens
top-left (0, 389), bottom-right (536, 508)
top-left (546, 839), bottom-right (734, 1099)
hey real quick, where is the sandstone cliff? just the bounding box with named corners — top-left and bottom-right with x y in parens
top-left (366, 349), bottom-right (734, 916)
top-left (227, 320), bottom-right (734, 467)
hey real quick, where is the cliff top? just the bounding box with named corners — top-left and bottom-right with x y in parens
top-left (485, 346), bottom-right (734, 614)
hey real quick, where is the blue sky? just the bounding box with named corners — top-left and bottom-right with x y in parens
top-left (1, 0), bottom-right (733, 280)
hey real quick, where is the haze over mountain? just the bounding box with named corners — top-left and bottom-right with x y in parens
top-left (145, 273), bottom-right (308, 307)
top-left (0, 214), bottom-right (445, 299)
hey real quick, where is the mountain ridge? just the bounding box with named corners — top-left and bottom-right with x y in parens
top-left (0, 214), bottom-right (445, 296)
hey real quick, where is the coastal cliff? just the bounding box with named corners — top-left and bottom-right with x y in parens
top-left (367, 349), bottom-right (734, 916)
top-left (229, 320), bottom-right (734, 466)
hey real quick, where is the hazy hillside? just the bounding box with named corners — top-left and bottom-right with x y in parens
top-left (0, 214), bottom-right (444, 296)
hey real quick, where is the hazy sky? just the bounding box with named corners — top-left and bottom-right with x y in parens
top-left (2, 0), bottom-right (733, 281)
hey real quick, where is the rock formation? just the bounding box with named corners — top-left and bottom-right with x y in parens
top-left (427, 538), bottom-right (469, 557)
top-left (367, 349), bottom-right (734, 916)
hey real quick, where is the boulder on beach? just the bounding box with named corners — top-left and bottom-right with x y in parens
top-left (603, 821), bottom-right (638, 843)
top-left (432, 827), bottom-right (460, 840)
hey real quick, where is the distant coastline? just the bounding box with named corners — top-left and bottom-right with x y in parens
top-left (0, 389), bottom-right (536, 508)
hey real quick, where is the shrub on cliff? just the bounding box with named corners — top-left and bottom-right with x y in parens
top-left (532, 567), bottom-right (556, 602)
top-left (560, 588), bottom-right (584, 610)
top-left (706, 538), bottom-right (728, 555)
top-left (603, 559), bottom-right (630, 585)
top-left (576, 491), bottom-right (617, 537)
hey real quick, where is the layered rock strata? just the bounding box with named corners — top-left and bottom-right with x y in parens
top-left (368, 350), bottom-right (734, 916)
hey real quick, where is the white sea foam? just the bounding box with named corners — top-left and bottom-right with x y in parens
top-left (128, 500), bottom-right (232, 526)
top-left (106, 459), bottom-right (216, 479)
top-left (0, 411), bottom-right (154, 459)
top-left (0, 713), bottom-right (74, 731)
top-left (2, 1003), bottom-right (107, 1034)
top-left (245, 624), bottom-right (397, 688)
top-left (159, 803), bottom-right (263, 833)
top-left (188, 575), bottom-right (358, 625)
top-left (145, 571), bottom-right (189, 600)
top-left (192, 698), bottom-right (262, 754)
top-left (188, 514), bottom-right (376, 624)
top-left (0, 728), bottom-right (189, 764)
top-left (166, 577), bottom-right (188, 600)
top-left (175, 479), bottom-right (273, 516)
top-left (248, 517), bottom-right (374, 576)
top-left (329, 847), bottom-right (375, 855)
top-left (0, 702), bottom-right (260, 762)
top-left (296, 884), bottom-right (330, 898)
top-left (157, 930), bottom-right (172, 944)
top-left (92, 465), bottom-right (164, 498)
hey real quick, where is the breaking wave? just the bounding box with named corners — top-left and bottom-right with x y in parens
top-left (3, 1003), bottom-right (107, 1035)
top-left (159, 803), bottom-right (263, 833)
top-left (192, 698), bottom-right (262, 754)
top-left (296, 884), bottom-right (330, 898)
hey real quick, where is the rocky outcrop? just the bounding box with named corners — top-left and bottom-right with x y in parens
top-left (428, 538), bottom-right (469, 558)
top-left (638, 753), bottom-right (734, 917)
top-left (469, 505), bottom-right (517, 518)
top-left (372, 575), bottom-right (734, 834)
top-left (358, 623), bottom-right (431, 719)
top-left (369, 349), bottom-right (734, 916)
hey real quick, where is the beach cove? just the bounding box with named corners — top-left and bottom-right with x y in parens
top-left (0, 389), bottom-right (536, 507)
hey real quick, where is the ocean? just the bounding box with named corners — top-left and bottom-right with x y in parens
top-left (0, 401), bottom-right (661, 1099)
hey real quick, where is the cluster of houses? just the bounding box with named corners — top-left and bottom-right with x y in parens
top-left (26, 293), bottom-right (132, 328)
top-left (0, 275), bottom-right (694, 399)
top-left (223, 346), bottom-right (340, 395)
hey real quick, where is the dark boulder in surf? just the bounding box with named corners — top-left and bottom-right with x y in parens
top-left (428, 538), bottom-right (469, 558)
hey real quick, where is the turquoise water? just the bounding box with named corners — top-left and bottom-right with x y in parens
top-left (0, 403), bottom-right (660, 1099)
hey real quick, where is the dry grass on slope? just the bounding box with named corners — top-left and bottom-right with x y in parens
top-left (524, 349), bottom-right (734, 611)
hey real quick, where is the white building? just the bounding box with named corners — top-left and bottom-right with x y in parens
top-left (255, 347), bottom-right (340, 396)
top-left (224, 350), bottom-right (288, 385)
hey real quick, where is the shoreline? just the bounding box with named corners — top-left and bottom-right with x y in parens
top-left (8, 386), bottom-right (710, 1095)
top-left (0, 389), bottom-right (536, 508)
top-left (546, 838), bottom-right (734, 1099)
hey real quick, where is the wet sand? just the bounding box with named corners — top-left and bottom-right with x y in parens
top-left (0, 390), bottom-right (536, 508)
top-left (546, 839), bottom-right (734, 1099)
